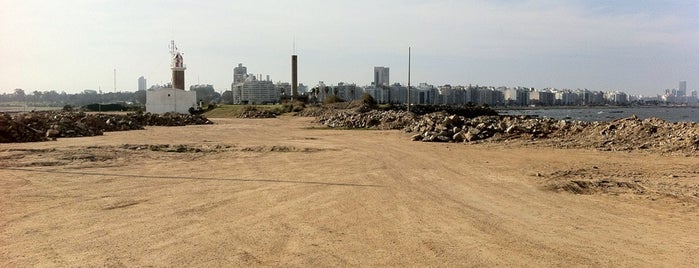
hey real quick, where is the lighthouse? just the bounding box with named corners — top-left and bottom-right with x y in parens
top-left (171, 40), bottom-right (186, 90)
top-left (146, 40), bottom-right (197, 114)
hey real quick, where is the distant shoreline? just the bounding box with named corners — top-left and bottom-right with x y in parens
top-left (496, 105), bottom-right (698, 111)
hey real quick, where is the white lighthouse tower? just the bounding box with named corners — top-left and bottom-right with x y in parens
top-left (146, 40), bottom-right (197, 114)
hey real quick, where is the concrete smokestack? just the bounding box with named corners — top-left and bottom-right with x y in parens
top-left (291, 55), bottom-right (298, 99)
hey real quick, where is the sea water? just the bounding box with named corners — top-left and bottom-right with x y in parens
top-left (497, 106), bottom-right (699, 123)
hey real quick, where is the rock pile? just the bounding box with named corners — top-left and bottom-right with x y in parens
top-left (405, 112), bottom-right (699, 155)
top-left (0, 111), bottom-right (213, 143)
top-left (130, 112), bottom-right (213, 126)
top-left (554, 115), bottom-right (699, 154)
top-left (311, 108), bottom-right (698, 154)
top-left (295, 106), bottom-right (327, 117)
top-left (0, 113), bottom-right (47, 143)
top-left (238, 110), bottom-right (277, 118)
top-left (314, 110), bottom-right (416, 130)
top-left (406, 113), bottom-right (591, 142)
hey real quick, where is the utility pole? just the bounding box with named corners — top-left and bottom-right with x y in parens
top-left (113, 69), bottom-right (117, 92)
top-left (407, 47), bottom-right (411, 113)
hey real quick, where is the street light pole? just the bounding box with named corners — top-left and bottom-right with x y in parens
top-left (407, 46), bottom-right (411, 113)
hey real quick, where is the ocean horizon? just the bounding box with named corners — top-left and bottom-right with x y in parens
top-left (498, 106), bottom-right (699, 123)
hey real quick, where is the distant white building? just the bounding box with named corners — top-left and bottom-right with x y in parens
top-left (374, 66), bottom-right (390, 86)
top-left (230, 63), bottom-right (278, 104)
top-left (233, 64), bottom-right (247, 84)
top-left (334, 82), bottom-right (360, 101)
top-left (138, 76), bottom-right (147, 91)
top-left (504, 88), bottom-right (530, 106)
top-left (605, 91), bottom-right (628, 105)
top-left (277, 82), bottom-right (292, 96)
top-left (298, 83), bottom-right (308, 94)
top-left (146, 89), bottom-right (197, 114)
top-left (678, 81), bottom-right (687, 97)
top-left (238, 80), bottom-right (278, 104)
top-left (415, 83), bottom-right (437, 104)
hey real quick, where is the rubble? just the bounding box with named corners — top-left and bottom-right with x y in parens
top-left (311, 108), bottom-right (698, 155)
top-left (0, 111), bottom-right (213, 143)
top-left (405, 113), bottom-right (589, 143)
top-left (405, 113), bottom-right (699, 155)
top-left (238, 110), bottom-right (277, 118)
top-left (314, 110), bottom-right (417, 130)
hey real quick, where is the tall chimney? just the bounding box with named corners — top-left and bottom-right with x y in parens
top-left (291, 55), bottom-right (298, 99)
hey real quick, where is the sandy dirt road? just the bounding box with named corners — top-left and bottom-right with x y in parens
top-left (1, 116), bottom-right (697, 266)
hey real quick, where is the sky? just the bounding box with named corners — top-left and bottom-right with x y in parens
top-left (1, 0), bottom-right (697, 96)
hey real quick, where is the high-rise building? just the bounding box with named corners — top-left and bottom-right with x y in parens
top-left (138, 76), bottom-right (147, 91)
top-left (679, 81), bottom-right (687, 97)
top-left (374, 66), bottom-right (390, 87)
top-left (230, 63), bottom-right (277, 104)
top-left (234, 64), bottom-right (247, 84)
top-left (334, 82), bottom-right (360, 101)
top-left (238, 80), bottom-right (278, 104)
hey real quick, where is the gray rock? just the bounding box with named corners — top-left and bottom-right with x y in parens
top-left (505, 125), bottom-right (518, 134)
top-left (411, 134), bottom-right (423, 141)
top-left (453, 130), bottom-right (467, 142)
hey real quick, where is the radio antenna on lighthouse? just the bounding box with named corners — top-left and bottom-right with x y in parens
top-left (169, 40), bottom-right (176, 57)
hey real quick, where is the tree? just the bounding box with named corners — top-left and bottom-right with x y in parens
top-left (31, 90), bottom-right (42, 103)
top-left (323, 95), bottom-right (344, 104)
top-left (134, 90), bottom-right (147, 104)
top-left (12, 88), bottom-right (25, 102)
top-left (362, 93), bottom-right (377, 106)
top-left (190, 84), bottom-right (221, 104)
top-left (221, 90), bottom-right (235, 104)
top-left (43, 90), bottom-right (60, 105)
top-left (14, 88), bottom-right (25, 98)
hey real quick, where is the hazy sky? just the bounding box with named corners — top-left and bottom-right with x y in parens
top-left (1, 0), bottom-right (697, 95)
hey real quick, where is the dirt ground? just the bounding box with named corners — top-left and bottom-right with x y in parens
top-left (1, 116), bottom-right (697, 267)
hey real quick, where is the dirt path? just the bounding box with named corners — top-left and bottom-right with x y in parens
top-left (1, 117), bottom-right (697, 266)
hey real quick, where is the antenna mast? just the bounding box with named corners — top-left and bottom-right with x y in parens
top-left (407, 47), bottom-right (411, 113)
top-left (169, 40), bottom-right (176, 56)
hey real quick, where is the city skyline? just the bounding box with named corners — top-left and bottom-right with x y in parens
top-left (1, 0), bottom-right (697, 95)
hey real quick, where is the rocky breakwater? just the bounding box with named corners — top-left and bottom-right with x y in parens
top-left (406, 112), bottom-right (699, 155)
top-left (314, 110), bottom-right (417, 130)
top-left (130, 112), bottom-right (213, 126)
top-left (565, 115), bottom-right (699, 154)
top-left (312, 107), bottom-right (698, 154)
top-left (406, 112), bottom-right (589, 142)
top-left (0, 111), bottom-right (213, 143)
top-left (238, 110), bottom-right (277, 118)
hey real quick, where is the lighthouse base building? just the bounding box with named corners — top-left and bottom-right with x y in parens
top-left (146, 41), bottom-right (197, 114)
top-left (146, 89), bottom-right (197, 114)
